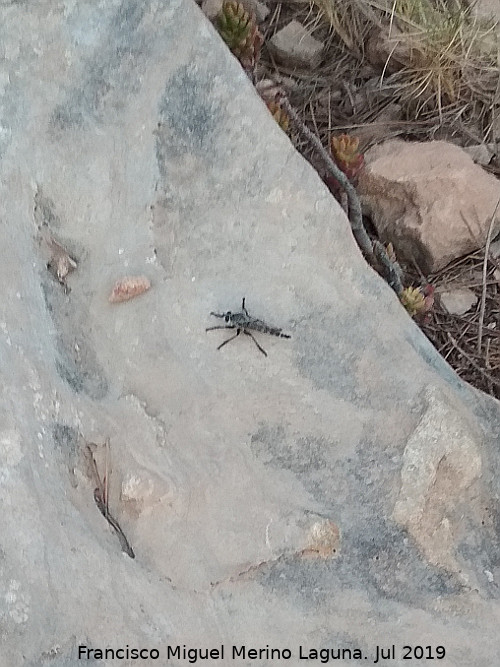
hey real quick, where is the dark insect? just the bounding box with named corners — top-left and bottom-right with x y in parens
top-left (206, 297), bottom-right (291, 357)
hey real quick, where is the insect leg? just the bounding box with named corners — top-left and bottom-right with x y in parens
top-left (206, 325), bottom-right (236, 332)
top-left (242, 297), bottom-right (249, 316)
top-left (210, 311), bottom-right (226, 319)
top-left (217, 328), bottom-right (241, 350)
top-left (244, 331), bottom-right (268, 357)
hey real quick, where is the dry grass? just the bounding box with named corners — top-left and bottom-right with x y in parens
top-left (416, 248), bottom-right (500, 399)
top-left (259, 0), bottom-right (499, 146)
top-left (257, 0), bottom-right (500, 398)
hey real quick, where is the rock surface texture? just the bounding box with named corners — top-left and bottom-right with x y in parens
top-left (358, 139), bottom-right (500, 273)
top-left (1, 2), bottom-right (500, 665)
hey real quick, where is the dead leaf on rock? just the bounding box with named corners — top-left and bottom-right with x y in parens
top-left (52, 247), bottom-right (77, 283)
top-left (109, 276), bottom-right (151, 303)
top-left (39, 226), bottom-right (77, 286)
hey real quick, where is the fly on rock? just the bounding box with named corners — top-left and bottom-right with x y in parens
top-left (206, 297), bottom-right (291, 357)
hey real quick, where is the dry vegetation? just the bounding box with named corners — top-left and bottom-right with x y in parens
top-left (260, 0), bottom-right (499, 148)
top-left (254, 0), bottom-right (500, 398)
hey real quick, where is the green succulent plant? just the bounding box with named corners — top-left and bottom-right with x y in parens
top-left (216, 1), bottom-right (263, 71)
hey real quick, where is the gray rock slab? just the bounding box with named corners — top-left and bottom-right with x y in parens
top-left (1, 1), bottom-right (500, 665)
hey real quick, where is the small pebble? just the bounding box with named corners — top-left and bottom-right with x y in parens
top-left (438, 288), bottom-right (477, 315)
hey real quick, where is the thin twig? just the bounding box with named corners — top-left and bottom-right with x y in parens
top-left (93, 489), bottom-right (135, 560)
top-left (477, 196), bottom-right (500, 353)
top-left (448, 334), bottom-right (500, 390)
top-left (86, 444), bottom-right (103, 491)
top-left (341, 80), bottom-right (357, 114)
top-left (104, 437), bottom-right (110, 518)
top-left (86, 443), bottom-right (135, 559)
top-left (485, 337), bottom-right (493, 395)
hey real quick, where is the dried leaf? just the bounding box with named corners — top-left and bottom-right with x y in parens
top-left (39, 226), bottom-right (77, 285)
top-left (53, 249), bottom-right (77, 282)
top-left (256, 78), bottom-right (284, 103)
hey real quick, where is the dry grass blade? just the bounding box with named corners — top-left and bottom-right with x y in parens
top-left (477, 196), bottom-right (500, 354)
top-left (104, 437), bottom-right (110, 518)
top-left (86, 444), bottom-right (104, 495)
top-left (417, 240), bottom-right (500, 401)
top-left (93, 489), bottom-right (135, 560)
top-left (448, 334), bottom-right (500, 390)
top-left (306, 0), bottom-right (499, 135)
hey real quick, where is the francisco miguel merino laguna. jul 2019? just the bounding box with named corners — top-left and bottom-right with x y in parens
top-left (78, 643), bottom-right (446, 663)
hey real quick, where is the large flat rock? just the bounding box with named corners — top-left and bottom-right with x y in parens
top-left (1, 1), bottom-right (500, 664)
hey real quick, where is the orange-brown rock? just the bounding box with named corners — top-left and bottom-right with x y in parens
top-left (358, 139), bottom-right (500, 272)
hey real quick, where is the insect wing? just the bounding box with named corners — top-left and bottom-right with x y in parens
top-left (246, 316), bottom-right (278, 333)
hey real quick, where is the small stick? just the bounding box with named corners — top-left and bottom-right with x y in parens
top-left (86, 444), bottom-right (135, 559)
top-left (86, 444), bottom-right (103, 492)
top-left (341, 80), bottom-right (357, 115)
top-left (93, 488), bottom-right (135, 560)
top-left (104, 437), bottom-right (110, 518)
top-left (477, 196), bottom-right (500, 354)
top-left (485, 337), bottom-right (493, 395)
top-left (448, 334), bottom-right (500, 390)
